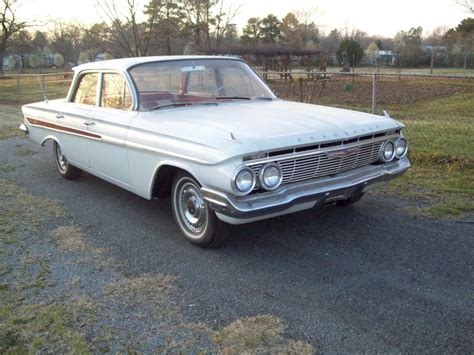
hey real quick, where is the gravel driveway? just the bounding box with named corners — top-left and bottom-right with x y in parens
top-left (1, 137), bottom-right (473, 352)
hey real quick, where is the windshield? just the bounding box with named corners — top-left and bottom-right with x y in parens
top-left (129, 59), bottom-right (276, 110)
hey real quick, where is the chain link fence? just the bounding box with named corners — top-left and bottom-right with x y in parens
top-left (264, 72), bottom-right (474, 162)
top-left (1, 70), bottom-right (472, 163)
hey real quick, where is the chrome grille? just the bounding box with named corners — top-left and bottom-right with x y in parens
top-left (250, 140), bottom-right (384, 188)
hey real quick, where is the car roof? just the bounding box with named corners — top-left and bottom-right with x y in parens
top-left (73, 55), bottom-right (240, 72)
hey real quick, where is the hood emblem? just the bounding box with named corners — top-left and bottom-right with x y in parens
top-left (325, 147), bottom-right (358, 159)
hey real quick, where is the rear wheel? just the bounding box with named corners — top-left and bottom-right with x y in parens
top-left (171, 172), bottom-right (228, 247)
top-left (53, 141), bottom-right (82, 180)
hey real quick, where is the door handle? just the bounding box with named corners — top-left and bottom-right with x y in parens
top-left (84, 121), bottom-right (95, 126)
top-left (55, 114), bottom-right (65, 119)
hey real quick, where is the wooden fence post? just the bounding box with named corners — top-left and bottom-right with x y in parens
top-left (298, 77), bottom-right (304, 103)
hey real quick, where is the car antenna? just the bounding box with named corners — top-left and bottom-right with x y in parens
top-left (37, 75), bottom-right (48, 103)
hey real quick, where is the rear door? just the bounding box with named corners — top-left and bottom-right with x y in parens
top-left (56, 72), bottom-right (100, 168)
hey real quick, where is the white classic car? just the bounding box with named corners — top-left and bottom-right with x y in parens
top-left (20, 56), bottom-right (410, 247)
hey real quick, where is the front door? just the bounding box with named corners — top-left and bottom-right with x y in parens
top-left (85, 73), bottom-right (137, 187)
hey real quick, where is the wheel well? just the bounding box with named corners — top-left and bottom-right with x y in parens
top-left (152, 165), bottom-right (184, 198)
top-left (41, 136), bottom-right (59, 147)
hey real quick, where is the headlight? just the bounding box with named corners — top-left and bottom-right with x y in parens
top-left (380, 140), bottom-right (396, 162)
top-left (395, 137), bottom-right (408, 158)
top-left (233, 167), bottom-right (255, 195)
top-left (259, 163), bottom-right (283, 190)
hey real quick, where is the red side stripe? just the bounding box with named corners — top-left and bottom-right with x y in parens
top-left (26, 117), bottom-right (101, 140)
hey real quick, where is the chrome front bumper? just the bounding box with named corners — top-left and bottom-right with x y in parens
top-left (202, 157), bottom-right (410, 224)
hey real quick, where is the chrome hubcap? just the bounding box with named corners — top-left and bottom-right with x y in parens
top-left (55, 144), bottom-right (68, 172)
top-left (177, 181), bottom-right (208, 236)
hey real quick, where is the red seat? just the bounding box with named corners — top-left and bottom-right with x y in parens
top-left (140, 92), bottom-right (175, 109)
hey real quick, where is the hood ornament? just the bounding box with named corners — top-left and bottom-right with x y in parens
top-left (228, 132), bottom-right (239, 143)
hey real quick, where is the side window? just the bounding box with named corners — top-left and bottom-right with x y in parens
top-left (72, 73), bottom-right (98, 105)
top-left (101, 73), bottom-right (133, 111)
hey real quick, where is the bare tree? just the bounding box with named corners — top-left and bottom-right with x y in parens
top-left (213, 0), bottom-right (240, 49)
top-left (1, 0), bottom-right (27, 75)
top-left (456, 0), bottom-right (474, 13)
top-left (9, 29), bottom-right (31, 69)
top-left (50, 22), bottom-right (83, 66)
top-left (182, 0), bottom-right (240, 52)
top-left (295, 6), bottom-right (322, 47)
top-left (96, 0), bottom-right (156, 57)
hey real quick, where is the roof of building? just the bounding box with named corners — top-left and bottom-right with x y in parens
top-left (73, 55), bottom-right (238, 72)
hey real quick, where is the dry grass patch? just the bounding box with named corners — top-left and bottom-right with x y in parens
top-left (213, 315), bottom-right (314, 354)
top-left (105, 274), bottom-right (176, 311)
top-left (14, 147), bottom-right (37, 156)
top-left (0, 161), bottom-right (14, 173)
top-left (0, 178), bottom-right (65, 238)
top-left (51, 225), bottom-right (103, 254)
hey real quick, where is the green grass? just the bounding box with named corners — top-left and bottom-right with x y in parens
top-left (355, 91), bottom-right (473, 218)
top-left (386, 93), bottom-right (474, 160)
top-left (0, 105), bottom-right (23, 139)
top-left (0, 300), bottom-right (90, 353)
top-left (381, 153), bottom-right (473, 217)
top-left (382, 93), bottom-right (473, 217)
top-left (280, 81), bottom-right (474, 218)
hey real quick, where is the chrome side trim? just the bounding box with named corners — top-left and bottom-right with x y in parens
top-left (202, 157), bottom-right (410, 221)
top-left (125, 141), bottom-right (210, 165)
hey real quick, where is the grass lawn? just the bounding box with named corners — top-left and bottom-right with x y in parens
top-left (0, 105), bottom-right (24, 140)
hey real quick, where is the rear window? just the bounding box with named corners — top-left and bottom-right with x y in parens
top-left (72, 73), bottom-right (98, 105)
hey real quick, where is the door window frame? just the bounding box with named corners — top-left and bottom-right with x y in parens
top-left (68, 69), bottom-right (137, 111)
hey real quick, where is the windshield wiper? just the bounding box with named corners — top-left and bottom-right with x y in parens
top-left (149, 102), bottom-right (218, 111)
top-left (215, 96), bottom-right (273, 101)
top-left (215, 96), bottom-right (251, 100)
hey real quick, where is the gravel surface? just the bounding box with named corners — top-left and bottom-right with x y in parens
top-left (1, 137), bottom-right (473, 352)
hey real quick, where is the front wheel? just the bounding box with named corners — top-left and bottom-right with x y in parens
top-left (171, 172), bottom-right (228, 247)
top-left (53, 141), bottom-right (82, 180)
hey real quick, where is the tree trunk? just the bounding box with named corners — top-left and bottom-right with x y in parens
top-left (0, 50), bottom-right (4, 77)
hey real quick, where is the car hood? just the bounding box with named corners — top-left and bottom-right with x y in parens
top-left (132, 100), bottom-right (404, 164)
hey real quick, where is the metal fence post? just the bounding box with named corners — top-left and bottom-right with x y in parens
top-left (16, 75), bottom-right (20, 104)
top-left (371, 72), bottom-right (377, 114)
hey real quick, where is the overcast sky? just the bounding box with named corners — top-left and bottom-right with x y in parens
top-left (17, 0), bottom-right (470, 37)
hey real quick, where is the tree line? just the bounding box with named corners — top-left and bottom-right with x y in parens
top-left (1, 0), bottom-right (473, 75)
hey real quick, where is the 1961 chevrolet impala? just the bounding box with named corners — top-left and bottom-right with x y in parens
top-left (20, 56), bottom-right (410, 247)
